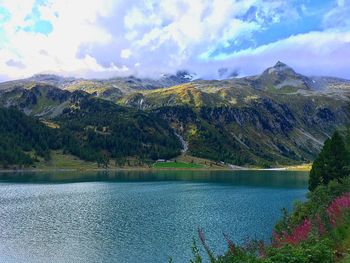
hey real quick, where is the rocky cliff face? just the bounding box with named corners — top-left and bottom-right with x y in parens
top-left (0, 84), bottom-right (82, 117)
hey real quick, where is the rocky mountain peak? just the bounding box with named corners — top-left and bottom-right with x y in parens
top-left (264, 61), bottom-right (296, 75)
top-left (274, 61), bottom-right (287, 68)
top-left (253, 61), bottom-right (311, 91)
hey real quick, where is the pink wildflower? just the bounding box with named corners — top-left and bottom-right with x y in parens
top-left (327, 192), bottom-right (350, 227)
top-left (273, 219), bottom-right (312, 246)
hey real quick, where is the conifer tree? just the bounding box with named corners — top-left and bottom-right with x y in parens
top-left (309, 131), bottom-right (349, 190)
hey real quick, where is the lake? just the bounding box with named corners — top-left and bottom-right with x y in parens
top-left (0, 170), bottom-right (308, 263)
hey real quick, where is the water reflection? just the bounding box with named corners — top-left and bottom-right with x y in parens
top-left (0, 170), bottom-right (308, 188)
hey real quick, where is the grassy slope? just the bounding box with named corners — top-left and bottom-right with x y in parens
top-left (34, 151), bottom-right (225, 170)
top-left (173, 154), bottom-right (228, 169)
top-left (34, 150), bottom-right (99, 170)
top-left (31, 151), bottom-right (309, 171)
top-left (285, 163), bottom-right (312, 171)
top-left (153, 161), bottom-right (204, 169)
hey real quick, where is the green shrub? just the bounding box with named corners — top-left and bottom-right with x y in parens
top-left (265, 238), bottom-right (334, 263)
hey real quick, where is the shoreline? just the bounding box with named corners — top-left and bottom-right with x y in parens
top-left (0, 164), bottom-right (311, 173)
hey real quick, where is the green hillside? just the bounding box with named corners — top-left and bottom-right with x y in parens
top-left (0, 100), bottom-right (182, 168)
top-left (56, 96), bottom-right (182, 164)
top-left (0, 107), bottom-right (59, 167)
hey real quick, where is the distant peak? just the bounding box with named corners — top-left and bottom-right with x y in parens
top-left (265, 61), bottom-right (295, 74)
top-left (274, 61), bottom-right (288, 68)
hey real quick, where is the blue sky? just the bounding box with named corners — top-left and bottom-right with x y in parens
top-left (0, 0), bottom-right (349, 80)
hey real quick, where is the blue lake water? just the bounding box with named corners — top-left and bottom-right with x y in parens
top-left (0, 170), bottom-right (308, 263)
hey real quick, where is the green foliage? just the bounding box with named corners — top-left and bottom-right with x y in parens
top-left (269, 177), bottom-right (350, 262)
top-left (265, 238), bottom-right (334, 263)
top-left (275, 177), bottom-right (350, 235)
top-left (190, 239), bottom-right (203, 263)
top-left (0, 107), bottom-right (59, 167)
top-left (309, 131), bottom-right (349, 190)
top-left (216, 248), bottom-right (263, 263)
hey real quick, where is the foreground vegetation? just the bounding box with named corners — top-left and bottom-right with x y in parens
top-left (190, 178), bottom-right (350, 263)
top-left (190, 131), bottom-right (350, 262)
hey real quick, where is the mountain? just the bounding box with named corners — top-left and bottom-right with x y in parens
top-left (102, 63), bottom-right (350, 166)
top-left (0, 70), bottom-right (195, 101)
top-left (0, 62), bottom-right (349, 167)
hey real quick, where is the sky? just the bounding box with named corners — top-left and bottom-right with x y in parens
top-left (0, 0), bottom-right (349, 81)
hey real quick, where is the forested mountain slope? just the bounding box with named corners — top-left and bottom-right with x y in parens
top-left (0, 62), bottom-right (349, 167)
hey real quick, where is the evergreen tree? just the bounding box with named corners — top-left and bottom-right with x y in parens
top-left (309, 131), bottom-right (349, 190)
top-left (0, 107), bottom-right (59, 167)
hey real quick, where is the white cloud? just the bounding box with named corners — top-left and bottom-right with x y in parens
top-left (119, 0), bottom-right (269, 76)
top-left (323, 0), bottom-right (350, 29)
top-left (120, 48), bottom-right (132, 59)
top-left (119, 0), bottom-right (303, 76)
top-left (0, 0), bottom-right (126, 79)
top-left (0, 0), bottom-right (349, 80)
top-left (208, 30), bottom-right (350, 78)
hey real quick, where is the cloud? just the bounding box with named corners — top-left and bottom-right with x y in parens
top-left (0, 0), bottom-right (126, 79)
top-left (209, 30), bottom-right (350, 79)
top-left (119, 0), bottom-right (293, 77)
top-left (323, 0), bottom-right (350, 29)
top-left (6, 59), bottom-right (25, 69)
top-left (0, 0), bottom-right (349, 80)
top-left (120, 48), bottom-right (132, 59)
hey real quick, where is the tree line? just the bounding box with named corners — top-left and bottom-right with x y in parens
top-left (0, 103), bottom-right (182, 168)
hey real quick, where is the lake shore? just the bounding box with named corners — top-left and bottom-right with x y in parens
top-left (0, 163), bottom-right (311, 173)
top-left (0, 150), bottom-right (311, 173)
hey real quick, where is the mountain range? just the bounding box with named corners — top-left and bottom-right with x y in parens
top-left (0, 62), bottom-right (349, 168)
